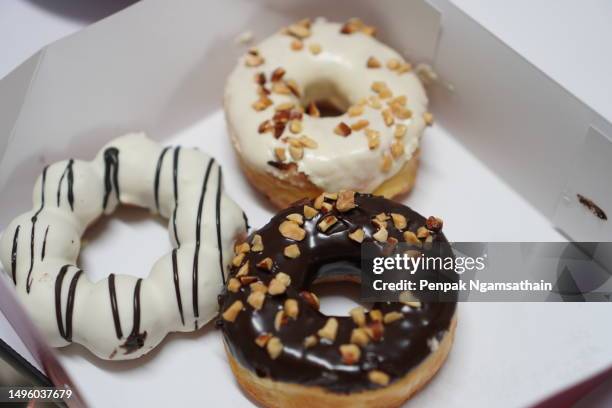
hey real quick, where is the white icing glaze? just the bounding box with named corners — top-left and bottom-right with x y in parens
top-left (0, 133), bottom-right (247, 360)
top-left (225, 18), bottom-right (429, 193)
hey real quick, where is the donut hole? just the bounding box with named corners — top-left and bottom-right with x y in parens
top-left (79, 206), bottom-right (169, 282)
top-left (311, 277), bottom-right (374, 317)
top-left (301, 80), bottom-right (351, 117)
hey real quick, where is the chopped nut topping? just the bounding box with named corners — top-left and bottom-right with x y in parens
top-left (386, 58), bottom-right (401, 70)
top-left (254, 72), bottom-right (266, 85)
top-left (227, 278), bottom-right (241, 293)
top-left (250, 281), bottom-right (268, 293)
top-left (245, 53), bottom-right (264, 67)
top-left (279, 220), bottom-right (306, 241)
top-left (351, 119), bottom-right (370, 131)
top-left (287, 23), bottom-right (311, 39)
top-left (303, 205), bottom-right (318, 219)
top-left (276, 272), bottom-right (291, 286)
top-left (399, 291), bottom-right (422, 308)
top-left (258, 120), bottom-right (273, 134)
top-left (271, 67), bottom-right (286, 82)
top-left (274, 147), bottom-right (287, 162)
top-left (390, 141), bottom-right (405, 158)
top-left (289, 145), bottom-right (303, 160)
top-left (236, 261), bottom-right (249, 277)
top-left (397, 62), bottom-right (412, 74)
top-left (286, 79), bottom-right (301, 97)
top-left (394, 124), bottom-right (407, 139)
top-left (380, 153), bottom-right (393, 172)
top-left (284, 244), bottom-right (301, 259)
top-left (350, 307), bottom-right (366, 326)
top-left (336, 190), bottom-right (356, 212)
top-left (366, 96), bottom-right (381, 110)
top-left (340, 18), bottom-right (376, 36)
top-left (348, 105), bottom-right (364, 117)
top-left (255, 333), bottom-right (272, 347)
top-left (318, 215), bottom-right (338, 232)
top-left (334, 122), bottom-right (352, 137)
top-left (403, 231), bottom-right (422, 247)
top-left (376, 212), bottom-right (389, 221)
top-left (267, 337), bottom-right (283, 359)
top-left (324, 192), bottom-right (338, 200)
top-left (247, 291), bottom-right (266, 310)
top-left (388, 95), bottom-right (407, 106)
top-left (309, 43), bottom-right (322, 55)
top-left (240, 276), bottom-right (257, 286)
top-left (298, 135), bottom-right (318, 149)
top-left (391, 213), bottom-right (407, 230)
top-left (369, 309), bottom-right (383, 321)
top-left (371, 81), bottom-right (387, 93)
top-left (425, 216), bottom-right (443, 232)
top-left (365, 321), bottom-right (384, 341)
top-left (373, 227), bottom-right (388, 242)
top-left (222, 300), bottom-right (243, 322)
top-left (313, 193), bottom-right (325, 209)
top-left (268, 279), bottom-right (287, 295)
top-left (301, 291), bottom-right (320, 310)
top-left (348, 228), bottom-right (365, 243)
top-left (286, 213), bottom-right (304, 225)
top-left (251, 234), bottom-right (264, 252)
top-left (235, 242), bottom-right (250, 254)
top-left (289, 120), bottom-right (302, 134)
top-left (256, 257), bottom-right (273, 271)
top-left (276, 102), bottom-right (295, 112)
top-left (423, 112), bottom-right (434, 126)
top-left (274, 310), bottom-right (287, 331)
top-left (350, 328), bottom-right (370, 347)
top-left (252, 96), bottom-right (273, 111)
top-left (367, 56), bottom-right (381, 68)
top-left (340, 344), bottom-right (362, 364)
top-left (304, 335), bottom-right (318, 348)
top-left (416, 226), bottom-right (430, 239)
top-left (273, 122), bottom-right (286, 139)
top-left (391, 104), bottom-right (412, 120)
top-left (368, 370), bottom-right (390, 386)
top-left (291, 39), bottom-right (303, 51)
top-left (307, 101), bottom-right (320, 117)
top-left (320, 202), bottom-right (333, 213)
top-left (272, 82), bottom-right (291, 95)
top-left (383, 311), bottom-right (404, 324)
top-left (284, 299), bottom-right (299, 319)
top-left (366, 129), bottom-right (381, 150)
top-left (379, 88), bottom-right (393, 99)
top-left (318, 318), bottom-right (339, 341)
top-left (381, 109), bottom-right (395, 126)
top-left (232, 253), bottom-right (246, 267)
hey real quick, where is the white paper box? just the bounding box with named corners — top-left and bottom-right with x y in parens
top-left (1, 0), bottom-right (611, 407)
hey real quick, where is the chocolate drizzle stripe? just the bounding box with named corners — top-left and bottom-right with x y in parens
top-left (108, 274), bottom-right (123, 339)
top-left (10, 226), bottom-right (20, 285)
top-left (215, 167), bottom-right (225, 284)
top-left (102, 148), bottom-right (120, 210)
top-left (172, 147), bottom-right (181, 247)
top-left (172, 249), bottom-right (185, 325)
top-left (41, 226), bottom-right (49, 260)
top-left (56, 160), bottom-right (74, 211)
top-left (54, 265), bottom-right (82, 342)
top-left (242, 211), bottom-right (250, 232)
top-left (154, 146), bottom-right (171, 213)
top-left (120, 278), bottom-right (147, 355)
top-left (27, 166), bottom-right (48, 293)
top-left (192, 159), bottom-right (215, 319)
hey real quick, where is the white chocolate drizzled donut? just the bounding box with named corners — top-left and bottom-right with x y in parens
top-left (225, 18), bottom-right (431, 193)
top-left (0, 133), bottom-right (247, 360)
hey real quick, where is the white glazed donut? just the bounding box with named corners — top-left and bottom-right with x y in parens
top-left (225, 18), bottom-right (432, 208)
top-left (0, 133), bottom-right (247, 360)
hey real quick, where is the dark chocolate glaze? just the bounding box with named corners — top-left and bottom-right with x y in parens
top-left (27, 166), bottom-right (48, 293)
top-left (41, 226), bottom-right (49, 260)
top-left (10, 226), bottom-right (20, 285)
top-left (102, 148), bottom-right (120, 210)
top-left (171, 249), bottom-right (185, 325)
top-left (172, 147), bottom-right (181, 246)
top-left (120, 278), bottom-right (147, 354)
top-left (192, 159), bottom-right (215, 320)
top-left (55, 265), bottom-right (83, 342)
top-left (218, 194), bottom-right (457, 393)
top-left (56, 160), bottom-right (74, 211)
top-left (215, 167), bottom-right (225, 284)
top-left (154, 146), bottom-right (171, 212)
top-left (108, 273), bottom-right (123, 339)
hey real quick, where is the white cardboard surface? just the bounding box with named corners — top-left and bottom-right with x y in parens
top-left (0, 0), bottom-right (611, 407)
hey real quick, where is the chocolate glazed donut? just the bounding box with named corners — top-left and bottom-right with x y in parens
top-left (218, 192), bottom-right (457, 407)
